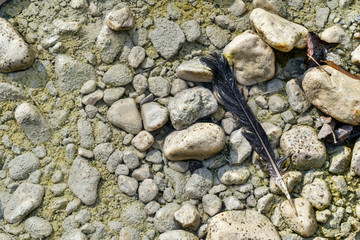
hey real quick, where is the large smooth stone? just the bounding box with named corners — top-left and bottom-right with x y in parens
top-left (163, 123), bottom-right (225, 161)
top-left (0, 18), bottom-right (34, 73)
top-left (302, 66), bottom-right (360, 125)
top-left (207, 210), bottom-right (281, 239)
top-left (223, 30), bottom-right (275, 86)
top-left (250, 8), bottom-right (308, 52)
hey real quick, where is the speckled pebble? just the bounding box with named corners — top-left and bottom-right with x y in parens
top-left (103, 88), bottom-right (125, 105)
top-left (123, 150), bottom-right (140, 169)
top-left (148, 77), bottom-right (171, 97)
top-left (131, 130), bottom-right (154, 151)
top-left (128, 46), bottom-right (146, 68)
top-left (302, 178), bottom-right (331, 210)
top-left (106, 8), bottom-right (135, 31)
top-left (218, 165), bottom-right (250, 185)
top-left (141, 102), bottom-right (169, 132)
top-left (118, 175), bottom-right (138, 196)
top-left (154, 203), bottom-right (181, 232)
top-left (24, 216), bottom-right (53, 239)
top-left (103, 64), bottom-right (133, 87)
top-left (202, 194), bottom-right (222, 216)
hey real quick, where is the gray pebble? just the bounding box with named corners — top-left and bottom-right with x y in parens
top-left (52, 170), bottom-right (63, 183)
top-left (132, 164), bottom-right (151, 181)
top-left (302, 178), bottom-right (331, 210)
top-left (0, 82), bottom-right (26, 102)
top-left (218, 165), bottom-right (250, 185)
top-left (84, 105), bottom-right (97, 118)
top-left (171, 78), bottom-right (188, 96)
top-left (50, 183), bottom-right (67, 196)
top-left (65, 199), bottom-right (81, 215)
top-left (224, 196), bottom-right (245, 210)
top-left (119, 227), bottom-right (141, 240)
top-left (146, 150), bottom-right (163, 164)
top-left (139, 179), bottom-right (159, 203)
top-left (316, 7), bottom-right (330, 28)
top-left (103, 64), bottom-right (133, 87)
top-left (118, 175), bottom-right (138, 196)
top-left (132, 74), bottom-right (148, 94)
top-left (181, 20), bottom-right (201, 42)
top-left (115, 164), bottom-right (130, 176)
top-left (128, 46), bottom-right (146, 68)
top-left (75, 209), bottom-right (91, 225)
top-left (8, 152), bottom-right (39, 181)
top-left (141, 102), bottom-right (169, 132)
top-left (174, 203), bottom-right (200, 230)
top-left (148, 77), bottom-right (170, 97)
top-left (257, 193), bottom-right (275, 213)
top-left (94, 143), bottom-right (115, 163)
top-left (103, 88), bottom-right (125, 106)
top-left (154, 203), bottom-right (181, 232)
top-left (78, 147), bottom-right (94, 159)
top-left (60, 229), bottom-right (86, 240)
top-left (163, 187), bottom-right (175, 202)
top-left (106, 149), bottom-right (123, 173)
top-left (185, 168), bottom-right (213, 199)
top-left (145, 201), bottom-right (161, 215)
top-left (228, 128), bottom-right (252, 165)
top-left (329, 146), bottom-right (351, 174)
top-left (78, 119), bottom-right (94, 149)
top-left (206, 25), bottom-right (230, 49)
top-left (96, 26), bottom-right (126, 64)
top-left (202, 194), bottom-right (222, 216)
top-left (80, 80), bottom-right (97, 95)
top-left (286, 79), bottom-right (311, 113)
top-left (268, 95), bottom-right (289, 113)
top-left (123, 150), bottom-right (140, 169)
top-left (81, 89), bottom-right (103, 106)
top-left (131, 130), bottom-right (154, 151)
top-left (24, 216), bottom-right (53, 239)
top-left (106, 8), bottom-right (135, 31)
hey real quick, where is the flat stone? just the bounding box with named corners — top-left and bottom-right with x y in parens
top-left (0, 82), bottom-right (26, 101)
top-left (207, 210), bottom-right (281, 239)
top-left (68, 157), bottom-right (101, 205)
top-left (320, 25), bottom-right (347, 43)
top-left (52, 19), bottom-right (81, 34)
top-left (24, 216), bottom-right (53, 239)
top-left (107, 98), bottom-right (142, 134)
top-left (206, 25), bottom-right (231, 49)
top-left (141, 102), bottom-right (169, 132)
top-left (96, 26), bottom-right (127, 64)
top-left (128, 46), bottom-right (146, 68)
top-left (280, 126), bottom-right (327, 170)
top-left (138, 179), bottom-right (158, 203)
top-left (223, 30), bottom-right (275, 86)
top-left (351, 137), bottom-right (360, 176)
top-left (176, 59), bottom-right (213, 82)
top-left (159, 230), bottom-right (199, 240)
top-left (218, 165), bottom-right (250, 185)
top-left (351, 45), bottom-right (360, 66)
top-left (185, 168), bottom-right (213, 199)
top-left (316, 7), bottom-right (330, 28)
top-left (302, 178), bottom-right (331, 210)
top-left (106, 8), bottom-right (135, 31)
top-left (302, 66), bottom-right (360, 125)
top-left (15, 102), bottom-right (51, 144)
top-left (181, 20), bottom-right (201, 42)
top-left (0, 18), bottom-right (34, 73)
top-left (286, 79), bottom-right (311, 113)
top-left (8, 152), bottom-right (39, 180)
top-left (168, 87), bottom-right (218, 130)
top-left (55, 54), bottom-right (96, 92)
top-left (163, 123), bottom-right (225, 161)
top-left (280, 198), bottom-right (317, 237)
top-left (103, 64), bottom-right (133, 87)
top-left (228, 129), bottom-right (252, 165)
top-left (148, 77), bottom-right (170, 97)
top-left (164, 167), bottom-right (186, 198)
top-left (149, 18), bottom-right (185, 59)
top-left (154, 203), bottom-right (181, 232)
top-left (81, 89), bottom-right (103, 106)
top-left (4, 183), bottom-right (44, 223)
top-left (250, 8), bottom-right (308, 52)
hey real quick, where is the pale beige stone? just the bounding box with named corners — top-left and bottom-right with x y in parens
top-left (176, 59), bottom-right (213, 82)
top-left (351, 45), bottom-right (360, 66)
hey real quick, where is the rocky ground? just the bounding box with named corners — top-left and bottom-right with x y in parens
top-left (0, 0), bottom-right (360, 239)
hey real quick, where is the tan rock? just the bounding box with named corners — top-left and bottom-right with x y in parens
top-left (351, 45), bottom-right (360, 66)
top-left (176, 59), bottom-right (213, 82)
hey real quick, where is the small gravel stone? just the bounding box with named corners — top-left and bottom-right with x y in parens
top-left (96, 26), bottom-right (126, 64)
top-left (132, 74), bottom-right (148, 94)
top-left (280, 198), bottom-right (317, 237)
top-left (224, 196), bottom-right (245, 210)
top-left (8, 152), bottom-right (39, 180)
top-left (268, 95), bottom-right (289, 113)
top-left (302, 178), bottom-right (331, 210)
top-left (132, 164), bottom-right (151, 181)
top-left (106, 8), bottom-right (135, 31)
top-left (257, 193), bottom-right (275, 213)
top-left (218, 165), bottom-right (250, 185)
top-left (0, 82), bottom-right (26, 101)
top-left (115, 164), bottom-right (129, 176)
top-left (50, 183), bottom-right (67, 196)
top-left (148, 77), bottom-right (171, 97)
top-left (329, 146), bottom-right (351, 174)
top-left (163, 187), bottom-right (175, 202)
top-left (159, 230), bottom-right (199, 240)
top-left (119, 227), bottom-right (140, 240)
top-left (154, 203), bottom-right (181, 232)
top-left (94, 143), bottom-right (115, 163)
top-left (80, 80), bottom-right (97, 95)
top-left (206, 25), bottom-right (230, 49)
top-left (181, 20), bottom-right (201, 42)
top-left (24, 216), bottom-right (53, 238)
top-left (4, 183), bottom-right (44, 223)
top-left (146, 150), bottom-right (163, 164)
top-left (252, 0), bottom-right (285, 16)
top-left (281, 110), bottom-right (296, 123)
top-left (202, 194), bottom-right (222, 216)
top-left (141, 102), bottom-right (169, 132)
top-left (351, 137), bottom-right (360, 176)
top-left (316, 7), bottom-right (330, 28)
top-left (145, 201), bottom-right (161, 215)
top-left (131, 131), bottom-right (154, 151)
top-left (171, 78), bottom-right (188, 96)
top-left (128, 46), bottom-right (146, 68)
top-left (316, 209), bottom-right (332, 223)
top-left (84, 105), bottom-right (97, 118)
top-left (176, 59), bottom-right (213, 82)
top-left (78, 119), bottom-right (94, 149)
top-left (118, 175), bottom-right (138, 196)
top-left (52, 170), bottom-right (63, 183)
top-left (60, 229), bottom-right (86, 240)
top-left (174, 203), bottom-right (200, 230)
top-left (106, 149), bottom-right (123, 173)
top-left (103, 88), bottom-right (125, 105)
top-left (331, 175), bottom-right (348, 195)
top-left (103, 64), bottom-right (133, 87)
top-left (65, 199), bottom-right (81, 215)
top-left (228, 128), bottom-right (252, 165)
top-left (270, 171), bottom-right (302, 195)
top-left (78, 147), bottom-right (94, 159)
top-left (351, 45), bottom-right (360, 66)
top-left (320, 25), bottom-right (347, 43)
top-left (164, 166), bottom-right (186, 199)
top-left (228, 0), bottom-right (247, 17)
top-left (139, 179), bottom-right (159, 203)
top-left (286, 79), bottom-right (311, 113)
top-left (123, 150), bottom-right (140, 169)
top-left (185, 168), bottom-right (213, 199)
top-left (81, 89), bottom-right (103, 106)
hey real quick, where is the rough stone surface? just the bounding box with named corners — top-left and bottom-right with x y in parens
top-left (351, 45), bottom-right (360, 66)
top-left (280, 126), bottom-right (327, 170)
top-left (253, 0), bottom-right (286, 16)
top-left (0, 82), bottom-right (26, 101)
top-left (4, 183), bottom-right (44, 223)
top-left (78, 119), bottom-right (94, 149)
top-left (103, 64), bottom-right (133, 87)
top-left (329, 146), bottom-right (351, 174)
top-left (302, 178), bottom-right (331, 210)
top-left (131, 131), bottom-right (154, 151)
top-left (250, 8), bottom-right (308, 52)
top-left (280, 198), bottom-right (317, 237)
top-left (139, 179), bottom-right (158, 203)
top-left (8, 152), bottom-right (40, 180)
top-left (163, 123), bottom-right (225, 161)
top-left (15, 102), bottom-right (51, 144)
top-left (154, 203), bottom-right (181, 233)
top-left (228, 0), bottom-right (247, 17)
top-left (181, 20), bottom-right (201, 42)
top-left (223, 30), bottom-right (275, 86)
top-left (24, 216), bottom-right (53, 238)
top-left (206, 25), bottom-right (230, 49)
top-left (176, 59), bottom-right (213, 82)
top-left (148, 77), bottom-right (170, 97)
top-left (106, 8), bottom-right (135, 31)
top-left (118, 175), bottom-right (138, 196)
top-left (55, 54), bottom-right (96, 92)
top-left (228, 129), bottom-right (252, 165)
top-left (159, 230), bottom-right (199, 240)
top-left (207, 210), bottom-right (281, 239)
top-left (107, 98), bottom-right (142, 134)
top-left (149, 18), bottom-right (185, 59)
top-left (174, 203), bottom-right (200, 229)
top-left (128, 46), bottom-right (146, 68)
top-left (141, 102), bottom-right (169, 132)
top-left (0, 18), bottom-right (34, 73)
top-left (185, 168), bottom-right (213, 199)
top-left (96, 26), bottom-right (126, 64)
top-left (202, 194), bottom-right (222, 216)
top-left (68, 157), bottom-right (101, 205)
top-left (316, 7), bottom-right (330, 28)
top-left (351, 137), bottom-right (360, 176)
top-left (286, 79), bottom-right (311, 113)
top-left (218, 165), bottom-right (250, 185)
top-left (302, 66), bottom-right (360, 125)
top-left (168, 87), bottom-right (218, 130)
top-left (320, 25), bottom-right (347, 43)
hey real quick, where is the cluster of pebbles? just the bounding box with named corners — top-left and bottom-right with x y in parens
top-left (0, 0), bottom-right (360, 239)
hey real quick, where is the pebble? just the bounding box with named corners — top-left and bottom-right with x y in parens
top-left (331, 175), bottom-right (348, 196)
top-left (94, 143), bottom-right (115, 163)
top-left (176, 59), bottom-right (213, 82)
top-left (218, 165), bottom-right (250, 185)
top-left (316, 209), bottom-right (332, 223)
top-left (228, 0), bottom-right (247, 17)
top-left (257, 193), bottom-right (275, 213)
top-left (223, 30), bottom-right (275, 86)
top-left (171, 78), bottom-right (188, 96)
top-left (68, 157), bottom-right (101, 205)
top-left (202, 194), bottom-right (222, 216)
top-left (302, 66), bottom-right (360, 125)
top-left (65, 199), bottom-right (81, 215)
top-left (132, 164), bottom-right (151, 181)
top-left (107, 98), bottom-right (142, 134)
top-left (163, 123), bottom-right (225, 161)
top-left (15, 102), bottom-right (51, 144)
top-left (302, 178), bottom-right (331, 210)
top-left (159, 230), bottom-right (199, 240)
top-left (106, 8), bottom-right (135, 31)
top-left (8, 152), bottom-right (39, 180)
top-left (316, 7), bottom-right (330, 28)
top-left (0, 82), bottom-right (26, 102)
top-left (270, 171), bottom-right (302, 195)
top-left (250, 8), bottom-right (308, 52)
top-left (96, 26), bottom-right (126, 64)
top-left (262, 122), bottom-right (282, 146)
top-left (77, 119), bottom-right (94, 149)
top-left (154, 203), bottom-right (181, 232)
top-left (106, 149), bottom-right (123, 173)
top-left (145, 201), bottom-right (160, 215)
top-left (131, 130), bottom-right (154, 152)
top-left (55, 54), bottom-right (96, 92)
top-left (118, 175), bottom-right (138, 196)
top-left (24, 216), bottom-right (53, 238)
top-left (103, 64), bottom-right (133, 87)
top-left (115, 164), bottom-right (129, 176)
top-left (103, 87), bottom-right (125, 106)
top-left (280, 126), bottom-right (327, 170)
top-left (4, 183), bottom-right (44, 223)
top-left (207, 210), bottom-right (281, 239)
top-left (123, 150), bottom-right (140, 169)
top-left (149, 18), bottom-right (185, 59)
top-left (280, 198), bottom-right (317, 237)
top-left (329, 146), bottom-right (351, 174)
top-left (168, 87), bottom-right (218, 130)
top-left (320, 25), bottom-right (347, 43)
top-left (0, 18), bottom-right (34, 73)
top-left (60, 229), bottom-right (86, 240)
top-left (185, 167), bottom-right (213, 199)
top-left (146, 149), bottom-right (163, 164)
top-left (206, 25), bottom-right (230, 49)
top-left (181, 20), bottom-right (201, 42)
top-left (228, 128), bottom-right (252, 165)
top-left (286, 79), bottom-right (311, 113)
top-left (132, 74), bottom-right (148, 94)
top-left (141, 102), bottom-right (169, 132)
top-left (138, 179), bottom-right (158, 203)
top-left (164, 167), bottom-right (186, 198)
top-left (128, 46), bottom-right (146, 68)
top-left (50, 183), bottom-right (67, 196)
top-left (351, 45), bottom-right (360, 66)
top-left (119, 227), bottom-right (140, 240)
top-left (253, 0), bottom-right (286, 16)
top-left (174, 203), bottom-right (200, 230)
top-left (268, 95), bottom-right (289, 113)
top-left (351, 137), bottom-right (360, 176)
top-left (148, 77), bottom-right (171, 97)
top-left (81, 89), bottom-right (103, 106)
